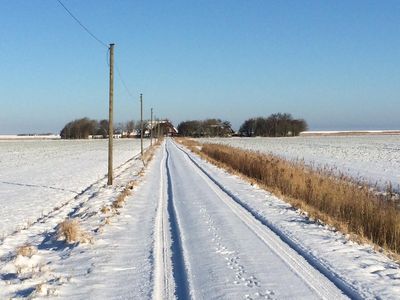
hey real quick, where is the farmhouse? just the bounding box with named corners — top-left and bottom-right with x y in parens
top-left (148, 120), bottom-right (178, 137)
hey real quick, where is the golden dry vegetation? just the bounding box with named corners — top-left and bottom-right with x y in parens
top-left (16, 244), bottom-right (37, 257)
top-left (57, 219), bottom-right (92, 244)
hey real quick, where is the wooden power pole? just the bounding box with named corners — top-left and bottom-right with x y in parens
top-left (158, 117), bottom-right (161, 139)
top-left (107, 43), bottom-right (114, 186)
top-left (140, 93), bottom-right (143, 156)
top-left (154, 115), bottom-right (157, 141)
top-left (150, 108), bottom-right (153, 146)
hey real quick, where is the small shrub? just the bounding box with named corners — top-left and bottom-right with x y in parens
top-left (100, 206), bottom-right (111, 214)
top-left (57, 219), bottom-right (91, 244)
top-left (17, 244), bottom-right (37, 257)
top-left (112, 188), bottom-right (131, 209)
top-left (35, 283), bottom-right (47, 296)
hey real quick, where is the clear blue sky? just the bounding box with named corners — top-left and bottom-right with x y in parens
top-left (1, 0), bottom-right (399, 133)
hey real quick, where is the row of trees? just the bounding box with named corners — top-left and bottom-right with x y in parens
top-left (61, 113), bottom-right (307, 139)
top-left (239, 113), bottom-right (307, 137)
top-left (177, 119), bottom-right (233, 137)
top-left (177, 113), bottom-right (307, 138)
top-left (60, 118), bottom-right (144, 139)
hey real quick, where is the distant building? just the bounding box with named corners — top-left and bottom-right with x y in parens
top-left (88, 135), bottom-right (104, 139)
top-left (121, 130), bottom-right (138, 138)
top-left (148, 120), bottom-right (178, 137)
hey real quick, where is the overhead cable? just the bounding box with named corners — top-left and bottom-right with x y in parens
top-left (56, 0), bottom-right (108, 48)
top-left (57, 0), bottom-right (136, 101)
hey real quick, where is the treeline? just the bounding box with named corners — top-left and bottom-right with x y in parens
top-left (60, 117), bottom-right (142, 139)
top-left (177, 119), bottom-right (233, 137)
top-left (177, 113), bottom-right (307, 137)
top-left (239, 113), bottom-right (307, 137)
top-left (62, 113), bottom-right (307, 139)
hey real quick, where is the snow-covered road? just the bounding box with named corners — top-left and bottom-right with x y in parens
top-left (162, 140), bottom-right (347, 299)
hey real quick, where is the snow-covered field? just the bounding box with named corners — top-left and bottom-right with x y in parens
top-left (1, 139), bottom-right (400, 298)
top-left (0, 139), bottom-right (149, 237)
top-left (300, 130), bottom-right (400, 136)
top-left (197, 136), bottom-right (400, 190)
top-left (0, 135), bottom-right (60, 140)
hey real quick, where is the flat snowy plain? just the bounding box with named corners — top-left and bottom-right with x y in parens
top-left (1, 138), bottom-right (400, 299)
top-left (0, 139), bottom-right (149, 237)
top-left (197, 135), bottom-right (400, 190)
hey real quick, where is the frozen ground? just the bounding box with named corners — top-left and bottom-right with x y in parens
top-left (0, 139), bottom-right (149, 237)
top-left (197, 136), bottom-right (400, 190)
top-left (0, 134), bottom-right (61, 140)
top-left (1, 139), bottom-right (400, 299)
top-left (300, 130), bottom-right (400, 136)
top-left (0, 135), bottom-right (60, 140)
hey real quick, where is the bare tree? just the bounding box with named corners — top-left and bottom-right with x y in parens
top-left (177, 119), bottom-right (233, 137)
top-left (60, 118), bottom-right (98, 139)
top-left (125, 120), bottom-right (135, 137)
top-left (239, 113), bottom-right (308, 137)
top-left (98, 119), bottom-right (109, 138)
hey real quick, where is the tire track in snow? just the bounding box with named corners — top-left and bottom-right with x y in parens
top-left (153, 145), bottom-right (174, 300)
top-left (164, 143), bottom-right (192, 299)
top-left (172, 140), bottom-right (358, 300)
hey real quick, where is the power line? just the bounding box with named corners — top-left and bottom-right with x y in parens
top-left (116, 64), bottom-right (135, 100)
top-left (57, 0), bottom-right (136, 102)
top-left (56, 0), bottom-right (108, 48)
top-left (106, 48), bottom-right (135, 100)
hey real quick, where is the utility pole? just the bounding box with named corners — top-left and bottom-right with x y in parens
top-left (140, 93), bottom-right (143, 156)
top-left (107, 43), bottom-right (114, 186)
top-left (158, 120), bottom-right (161, 136)
top-left (154, 115), bottom-right (157, 141)
top-left (157, 117), bottom-right (160, 140)
top-left (150, 108), bottom-right (153, 146)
